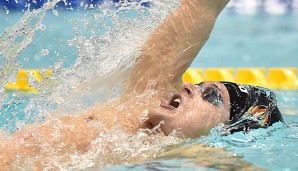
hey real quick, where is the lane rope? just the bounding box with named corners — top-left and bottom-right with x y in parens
top-left (5, 68), bottom-right (298, 93)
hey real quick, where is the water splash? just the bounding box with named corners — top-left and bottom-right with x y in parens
top-left (1, 0), bottom-right (179, 119)
top-left (8, 124), bottom-right (184, 170)
top-left (0, 0), bottom-right (183, 169)
top-left (0, 6), bottom-right (45, 92)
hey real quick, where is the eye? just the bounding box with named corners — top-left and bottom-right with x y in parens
top-left (202, 86), bottom-right (223, 106)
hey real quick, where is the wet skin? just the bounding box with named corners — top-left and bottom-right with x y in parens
top-left (144, 82), bottom-right (231, 138)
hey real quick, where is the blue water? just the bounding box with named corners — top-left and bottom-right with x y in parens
top-left (2, 10), bottom-right (298, 69)
top-left (1, 4), bottom-right (298, 171)
top-left (192, 12), bottom-right (298, 69)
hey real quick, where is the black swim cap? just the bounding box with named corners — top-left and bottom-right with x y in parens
top-left (221, 82), bottom-right (284, 134)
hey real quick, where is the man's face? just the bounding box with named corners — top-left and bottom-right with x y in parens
top-left (146, 82), bottom-right (230, 138)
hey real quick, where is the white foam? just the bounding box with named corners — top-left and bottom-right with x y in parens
top-left (1, 0), bottom-right (184, 169)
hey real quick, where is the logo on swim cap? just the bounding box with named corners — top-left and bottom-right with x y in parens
top-left (220, 81), bottom-right (284, 134)
top-left (238, 85), bottom-right (248, 93)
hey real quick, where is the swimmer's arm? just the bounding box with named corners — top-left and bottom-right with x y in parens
top-left (160, 144), bottom-right (265, 170)
top-left (128, 0), bottom-right (229, 93)
top-left (0, 116), bottom-right (101, 169)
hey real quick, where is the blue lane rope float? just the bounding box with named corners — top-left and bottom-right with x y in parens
top-left (4, 68), bottom-right (298, 93)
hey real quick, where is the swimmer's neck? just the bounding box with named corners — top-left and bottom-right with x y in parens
top-left (82, 90), bottom-right (163, 131)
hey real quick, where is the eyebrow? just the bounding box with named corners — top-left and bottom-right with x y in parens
top-left (196, 82), bottom-right (220, 91)
top-left (196, 82), bottom-right (223, 98)
top-left (196, 82), bottom-right (204, 86)
top-left (211, 83), bottom-right (221, 91)
top-left (195, 82), bottom-right (204, 91)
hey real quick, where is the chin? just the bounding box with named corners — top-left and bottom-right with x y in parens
top-left (139, 109), bottom-right (168, 132)
top-left (149, 107), bottom-right (173, 121)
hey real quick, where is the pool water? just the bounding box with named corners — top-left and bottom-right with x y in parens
top-left (192, 11), bottom-right (298, 69)
top-left (1, 1), bottom-right (298, 170)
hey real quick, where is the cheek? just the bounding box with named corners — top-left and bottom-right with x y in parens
top-left (148, 103), bottom-right (229, 137)
top-left (170, 108), bottom-right (209, 137)
top-left (182, 104), bottom-right (229, 136)
top-left (202, 106), bottom-right (229, 126)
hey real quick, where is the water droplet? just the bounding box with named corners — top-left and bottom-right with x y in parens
top-left (80, 2), bottom-right (84, 7)
top-left (40, 49), bottom-right (49, 56)
top-left (52, 9), bottom-right (59, 16)
top-left (39, 24), bottom-right (46, 31)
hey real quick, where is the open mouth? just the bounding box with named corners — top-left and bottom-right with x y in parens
top-left (160, 93), bottom-right (182, 110)
top-left (169, 94), bottom-right (182, 108)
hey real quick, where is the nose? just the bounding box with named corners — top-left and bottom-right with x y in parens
top-left (182, 82), bottom-right (197, 97)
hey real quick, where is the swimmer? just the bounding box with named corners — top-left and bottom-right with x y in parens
top-left (0, 0), bottom-right (283, 169)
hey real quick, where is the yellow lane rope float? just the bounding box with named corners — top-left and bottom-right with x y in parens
top-left (5, 69), bottom-right (53, 94)
top-left (4, 68), bottom-right (298, 93)
top-left (183, 67), bottom-right (298, 90)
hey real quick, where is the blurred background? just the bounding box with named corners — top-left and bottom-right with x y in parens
top-left (1, 0), bottom-right (298, 14)
top-left (0, 0), bottom-right (297, 68)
